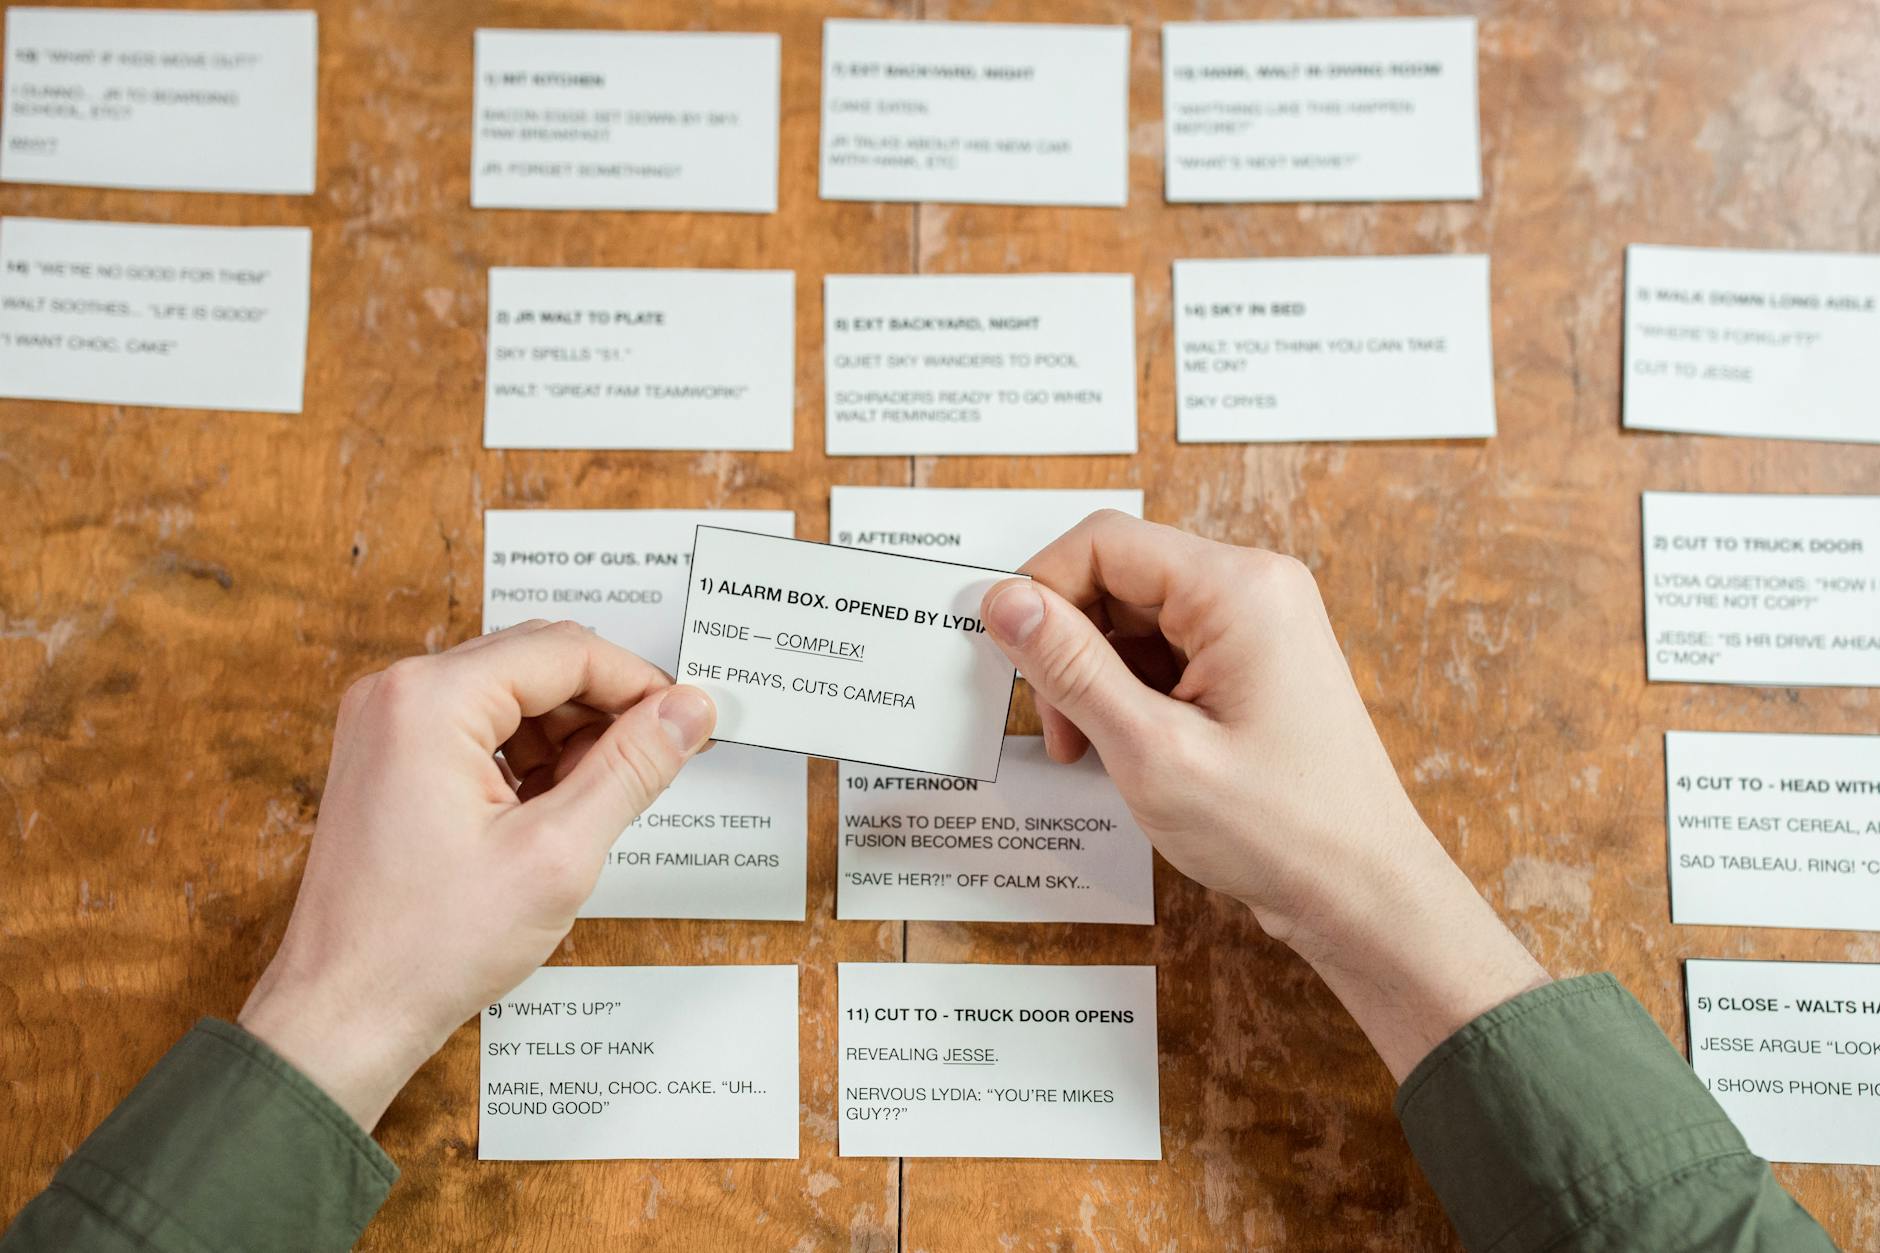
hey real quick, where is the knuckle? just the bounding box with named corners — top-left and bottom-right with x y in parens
top-left (1084, 507), bottom-right (1143, 544)
top-left (370, 656), bottom-right (436, 719)
top-left (381, 654), bottom-right (431, 683)
top-left (545, 619), bottom-right (590, 644)
top-left (1105, 693), bottom-right (1157, 748)
top-left (1246, 551), bottom-right (1318, 604)
top-left (531, 838), bottom-right (599, 913)
top-left (1154, 726), bottom-right (1211, 782)
top-left (1273, 552), bottom-right (1315, 585)
top-left (339, 672), bottom-right (377, 712)
top-left (1126, 727), bottom-right (1213, 814)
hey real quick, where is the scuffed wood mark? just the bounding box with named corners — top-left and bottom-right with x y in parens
top-left (162, 554), bottom-right (235, 591)
top-left (1501, 855), bottom-right (1595, 918)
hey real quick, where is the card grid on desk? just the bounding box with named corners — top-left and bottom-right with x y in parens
top-left (16, 0), bottom-right (1880, 1211)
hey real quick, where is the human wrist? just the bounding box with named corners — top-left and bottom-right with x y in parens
top-left (1249, 827), bottom-right (1550, 1082)
top-left (1238, 814), bottom-right (1455, 962)
top-left (238, 963), bottom-right (442, 1132)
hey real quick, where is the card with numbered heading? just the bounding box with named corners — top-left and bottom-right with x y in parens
top-left (838, 737), bottom-right (1154, 924)
top-left (824, 273), bottom-right (1137, 456)
top-left (838, 962), bottom-right (1161, 1159)
top-left (479, 965), bottom-right (799, 1161)
top-left (471, 30), bottom-right (780, 213)
top-left (0, 217), bottom-right (311, 413)
top-left (829, 486), bottom-right (1142, 570)
top-left (1163, 16), bottom-right (1481, 203)
top-left (483, 267), bottom-right (794, 450)
top-left (1, 7), bottom-right (318, 195)
top-left (819, 19), bottom-right (1129, 207)
top-left (676, 528), bottom-right (1018, 780)
top-left (1641, 492), bottom-right (1880, 687)
top-left (482, 509), bottom-right (807, 921)
top-left (1174, 255), bottom-right (1495, 442)
top-left (1685, 958), bottom-right (1880, 1166)
top-left (1624, 245), bottom-right (1880, 445)
top-left (1665, 730), bottom-right (1880, 932)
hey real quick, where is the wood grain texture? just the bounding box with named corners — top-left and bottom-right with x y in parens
top-left (2, 1), bottom-right (1877, 1250)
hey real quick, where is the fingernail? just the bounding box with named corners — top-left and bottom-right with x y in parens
top-left (658, 686), bottom-right (715, 753)
top-left (985, 582), bottom-right (1045, 647)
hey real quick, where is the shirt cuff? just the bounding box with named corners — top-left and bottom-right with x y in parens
top-left (1395, 973), bottom-right (1751, 1253)
top-left (49, 1017), bottom-right (397, 1253)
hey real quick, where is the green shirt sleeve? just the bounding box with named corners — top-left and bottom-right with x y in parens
top-left (1396, 972), bottom-right (1837, 1253)
top-left (1, 1017), bottom-right (396, 1253)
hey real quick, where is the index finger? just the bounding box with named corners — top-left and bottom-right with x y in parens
top-left (438, 620), bottom-right (672, 750)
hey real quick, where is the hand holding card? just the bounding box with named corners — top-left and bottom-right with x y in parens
top-left (976, 511), bottom-right (1546, 1081)
top-left (483, 510), bottom-right (807, 921)
top-left (676, 528), bottom-right (1020, 780)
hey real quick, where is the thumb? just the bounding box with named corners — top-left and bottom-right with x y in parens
top-left (981, 579), bottom-right (1157, 759)
top-left (514, 684), bottom-right (715, 853)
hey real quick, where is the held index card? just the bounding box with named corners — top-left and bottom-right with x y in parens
top-left (677, 528), bottom-right (1019, 780)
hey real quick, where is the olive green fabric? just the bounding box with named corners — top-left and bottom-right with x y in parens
top-left (1397, 973), bottom-right (1837, 1252)
top-left (1, 1017), bottom-right (394, 1253)
top-left (1, 978), bottom-right (1839, 1251)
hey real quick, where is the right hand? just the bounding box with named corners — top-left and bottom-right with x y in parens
top-left (979, 511), bottom-right (1546, 1079)
top-left (979, 510), bottom-right (1430, 943)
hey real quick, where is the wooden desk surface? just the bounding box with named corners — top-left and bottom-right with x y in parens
top-left (4, 1), bottom-right (1879, 1248)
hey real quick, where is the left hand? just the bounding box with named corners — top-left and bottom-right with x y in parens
top-left (238, 620), bottom-right (715, 1130)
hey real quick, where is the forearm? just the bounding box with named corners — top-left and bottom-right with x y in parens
top-left (1256, 809), bottom-right (1835, 1251)
top-left (1, 1020), bottom-right (396, 1253)
top-left (1265, 827), bottom-right (1551, 1083)
top-left (239, 952), bottom-right (442, 1132)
